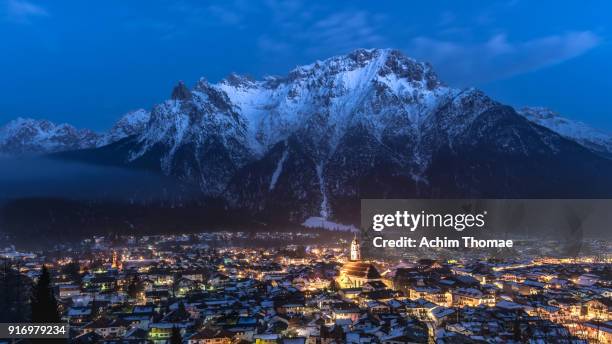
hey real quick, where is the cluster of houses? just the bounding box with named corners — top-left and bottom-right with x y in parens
top-left (0, 232), bottom-right (610, 343)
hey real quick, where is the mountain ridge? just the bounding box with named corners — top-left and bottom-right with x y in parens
top-left (3, 48), bottom-right (612, 230)
top-left (2, 49), bottom-right (608, 161)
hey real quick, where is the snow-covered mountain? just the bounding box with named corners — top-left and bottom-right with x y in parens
top-left (0, 109), bottom-right (151, 156)
top-left (0, 118), bottom-right (100, 155)
top-left (518, 106), bottom-right (612, 158)
top-left (96, 109), bottom-right (150, 147)
top-left (57, 48), bottom-right (612, 226)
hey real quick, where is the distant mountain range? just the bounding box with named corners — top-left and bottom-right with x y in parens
top-left (0, 117), bottom-right (99, 155)
top-left (517, 106), bottom-right (612, 158)
top-left (2, 48), bottom-right (612, 231)
top-left (0, 109), bottom-right (150, 155)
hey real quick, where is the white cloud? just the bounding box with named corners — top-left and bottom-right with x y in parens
top-left (128, 1), bottom-right (602, 86)
top-left (256, 5), bottom-right (387, 61)
top-left (408, 31), bottom-right (601, 85)
top-left (242, 2), bottom-right (600, 85)
top-left (4, 0), bottom-right (48, 23)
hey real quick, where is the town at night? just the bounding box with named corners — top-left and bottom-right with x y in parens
top-left (1, 231), bottom-right (610, 343)
top-left (2, 0), bottom-right (612, 342)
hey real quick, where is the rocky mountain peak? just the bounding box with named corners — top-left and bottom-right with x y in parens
top-left (171, 80), bottom-right (192, 101)
top-left (284, 49), bottom-right (441, 90)
top-left (380, 49), bottom-right (441, 89)
top-left (221, 73), bottom-right (256, 89)
top-left (192, 79), bottom-right (235, 115)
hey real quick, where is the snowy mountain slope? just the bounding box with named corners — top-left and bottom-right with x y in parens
top-left (97, 109), bottom-right (150, 147)
top-left (120, 49), bottom-right (456, 182)
top-left (217, 49), bottom-right (449, 157)
top-left (120, 80), bottom-right (253, 194)
top-left (518, 107), bottom-right (612, 158)
top-left (0, 118), bottom-right (100, 155)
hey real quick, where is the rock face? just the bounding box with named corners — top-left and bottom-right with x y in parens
top-left (0, 118), bottom-right (100, 155)
top-left (518, 106), bottom-right (612, 158)
top-left (34, 49), bottom-right (612, 225)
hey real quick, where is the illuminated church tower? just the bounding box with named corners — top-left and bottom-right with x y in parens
top-left (336, 234), bottom-right (386, 289)
top-left (350, 235), bottom-right (361, 261)
top-left (111, 251), bottom-right (122, 270)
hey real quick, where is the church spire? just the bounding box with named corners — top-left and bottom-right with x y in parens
top-left (350, 234), bottom-right (361, 261)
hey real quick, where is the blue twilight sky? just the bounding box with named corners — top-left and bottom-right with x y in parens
top-left (0, 0), bottom-right (610, 131)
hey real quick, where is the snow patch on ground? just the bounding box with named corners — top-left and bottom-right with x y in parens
top-left (302, 216), bottom-right (358, 232)
top-left (269, 147), bottom-right (288, 191)
top-left (315, 163), bottom-right (330, 218)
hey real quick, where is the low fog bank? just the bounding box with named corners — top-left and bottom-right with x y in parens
top-left (0, 156), bottom-right (200, 202)
top-left (0, 156), bottom-right (240, 247)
